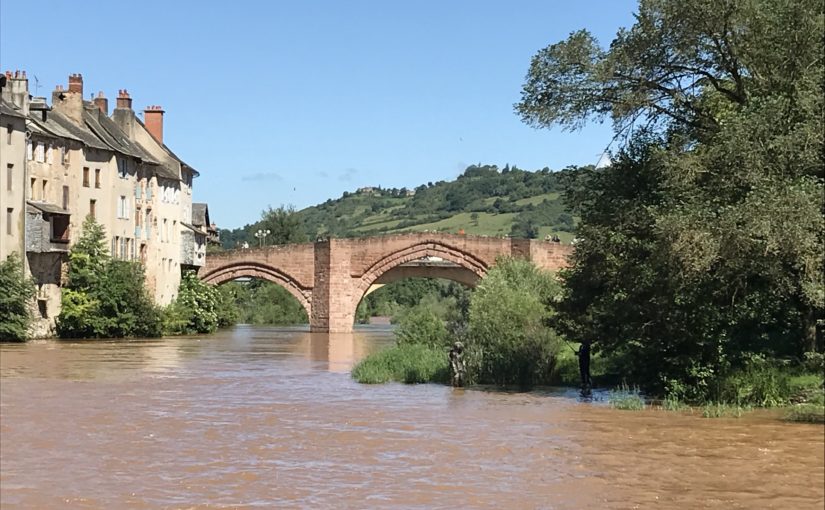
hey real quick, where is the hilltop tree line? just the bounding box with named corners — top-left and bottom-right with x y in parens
top-left (218, 163), bottom-right (584, 249)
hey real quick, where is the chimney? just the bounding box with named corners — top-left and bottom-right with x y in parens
top-left (2, 70), bottom-right (30, 114)
top-left (51, 73), bottom-right (84, 124)
top-left (93, 91), bottom-right (108, 115)
top-left (116, 89), bottom-right (133, 110)
top-left (67, 73), bottom-right (83, 94)
top-left (144, 105), bottom-right (165, 143)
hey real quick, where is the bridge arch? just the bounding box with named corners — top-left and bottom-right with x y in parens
top-left (350, 240), bottom-right (489, 314)
top-left (200, 262), bottom-right (312, 318)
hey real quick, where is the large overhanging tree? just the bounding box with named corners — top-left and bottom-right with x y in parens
top-left (517, 0), bottom-right (824, 395)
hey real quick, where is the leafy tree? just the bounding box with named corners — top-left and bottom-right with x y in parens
top-left (57, 217), bottom-right (161, 338)
top-left (0, 253), bottom-right (35, 341)
top-left (519, 0), bottom-right (824, 396)
top-left (259, 205), bottom-right (309, 245)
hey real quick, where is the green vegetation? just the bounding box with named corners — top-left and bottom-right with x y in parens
top-left (220, 164), bottom-right (580, 247)
top-left (351, 343), bottom-right (450, 384)
top-left (609, 387), bottom-right (646, 411)
top-left (520, 0), bottom-right (824, 403)
top-left (701, 403), bottom-right (752, 419)
top-left (222, 280), bottom-right (308, 325)
top-left (57, 217), bottom-right (162, 338)
top-left (353, 258), bottom-right (564, 388)
top-left (463, 257), bottom-right (562, 387)
top-left (162, 271), bottom-right (237, 335)
top-left (0, 252), bottom-right (35, 341)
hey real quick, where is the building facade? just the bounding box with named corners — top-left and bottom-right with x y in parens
top-left (0, 71), bottom-right (212, 337)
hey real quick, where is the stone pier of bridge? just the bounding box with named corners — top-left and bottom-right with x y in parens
top-left (199, 233), bottom-right (572, 333)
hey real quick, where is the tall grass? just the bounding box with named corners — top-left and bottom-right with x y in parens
top-left (609, 385), bottom-right (646, 410)
top-left (351, 344), bottom-right (449, 384)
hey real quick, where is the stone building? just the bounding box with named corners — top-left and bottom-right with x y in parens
top-left (0, 71), bottom-right (212, 337)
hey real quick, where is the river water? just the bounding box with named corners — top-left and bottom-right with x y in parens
top-left (1, 326), bottom-right (823, 509)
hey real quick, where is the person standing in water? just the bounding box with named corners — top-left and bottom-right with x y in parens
top-left (576, 339), bottom-right (592, 390)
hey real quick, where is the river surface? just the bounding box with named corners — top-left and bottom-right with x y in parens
top-left (1, 326), bottom-right (823, 509)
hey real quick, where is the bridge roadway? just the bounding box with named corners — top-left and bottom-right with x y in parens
top-left (200, 232), bottom-right (572, 333)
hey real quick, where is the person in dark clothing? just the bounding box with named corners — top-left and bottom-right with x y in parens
top-left (575, 340), bottom-right (592, 390)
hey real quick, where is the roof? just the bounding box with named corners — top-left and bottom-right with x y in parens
top-left (134, 116), bottom-right (199, 177)
top-left (27, 200), bottom-right (70, 215)
top-left (192, 203), bottom-right (209, 227)
top-left (0, 98), bottom-right (26, 119)
top-left (47, 110), bottom-right (111, 151)
top-left (83, 104), bottom-right (159, 164)
top-left (27, 110), bottom-right (84, 143)
top-left (181, 222), bottom-right (205, 235)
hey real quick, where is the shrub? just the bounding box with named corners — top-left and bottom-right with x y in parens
top-left (0, 253), bottom-right (35, 341)
top-left (163, 271), bottom-right (220, 335)
top-left (464, 257), bottom-right (562, 387)
top-left (394, 305), bottom-right (449, 349)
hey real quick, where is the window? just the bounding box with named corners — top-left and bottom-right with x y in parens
top-left (62, 186), bottom-right (69, 210)
top-left (6, 164), bottom-right (12, 191)
top-left (94, 169), bottom-right (101, 188)
top-left (82, 167), bottom-right (89, 187)
top-left (172, 220), bottom-right (177, 242)
top-left (41, 180), bottom-right (47, 201)
top-left (6, 208), bottom-right (12, 234)
top-left (6, 124), bottom-right (12, 144)
top-left (112, 236), bottom-right (118, 257)
top-left (120, 237), bottom-right (126, 259)
top-left (50, 215), bottom-right (70, 243)
top-left (60, 146), bottom-right (68, 166)
top-left (117, 157), bottom-right (127, 178)
top-left (34, 142), bottom-right (45, 163)
top-left (26, 142), bottom-right (32, 161)
top-left (46, 144), bottom-right (53, 165)
top-left (117, 196), bottom-right (129, 219)
top-left (30, 178), bottom-right (36, 200)
top-left (89, 199), bottom-right (96, 219)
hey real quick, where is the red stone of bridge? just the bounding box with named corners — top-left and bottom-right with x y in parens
top-left (200, 233), bottom-right (572, 332)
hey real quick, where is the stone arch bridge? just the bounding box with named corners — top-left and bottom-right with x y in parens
top-left (200, 233), bottom-right (572, 333)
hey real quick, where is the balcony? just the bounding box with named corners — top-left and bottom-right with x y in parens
top-left (25, 201), bottom-right (71, 253)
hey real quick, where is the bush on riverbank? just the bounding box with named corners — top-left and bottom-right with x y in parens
top-left (0, 253), bottom-right (35, 341)
top-left (162, 271), bottom-right (238, 335)
top-left (351, 343), bottom-right (449, 384)
top-left (57, 218), bottom-right (162, 338)
top-left (463, 257), bottom-right (563, 387)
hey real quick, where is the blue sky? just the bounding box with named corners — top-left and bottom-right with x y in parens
top-left (1, 1), bottom-right (638, 228)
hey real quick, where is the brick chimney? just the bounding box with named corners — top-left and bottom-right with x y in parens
top-left (115, 89), bottom-right (133, 110)
top-left (51, 73), bottom-right (84, 124)
top-left (144, 105), bottom-right (165, 143)
top-left (92, 91), bottom-right (108, 115)
top-left (68, 73), bottom-right (83, 94)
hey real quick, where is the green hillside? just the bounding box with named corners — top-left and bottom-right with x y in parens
top-left (219, 164), bottom-right (584, 248)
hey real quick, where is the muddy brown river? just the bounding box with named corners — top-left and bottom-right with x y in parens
top-left (1, 326), bottom-right (823, 509)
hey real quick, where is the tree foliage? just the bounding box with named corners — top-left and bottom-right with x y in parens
top-left (465, 257), bottom-right (563, 387)
top-left (57, 217), bottom-right (162, 338)
top-left (163, 271), bottom-right (225, 335)
top-left (0, 253), bottom-right (35, 341)
top-left (521, 0), bottom-right (824, 397)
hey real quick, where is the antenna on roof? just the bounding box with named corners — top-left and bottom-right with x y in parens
top-left (33, 75), bottom-right (40, 95)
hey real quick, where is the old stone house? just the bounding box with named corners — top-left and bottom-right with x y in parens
top-left (0, 71), bottom-right (213, 337)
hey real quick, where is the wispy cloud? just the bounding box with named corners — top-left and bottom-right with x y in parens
top-left (241, 172), bottom-right (283, 182)
top-left (317, 170), bottom-right (329, 178)
top-left (339, 168), bottom-right (358, 182)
